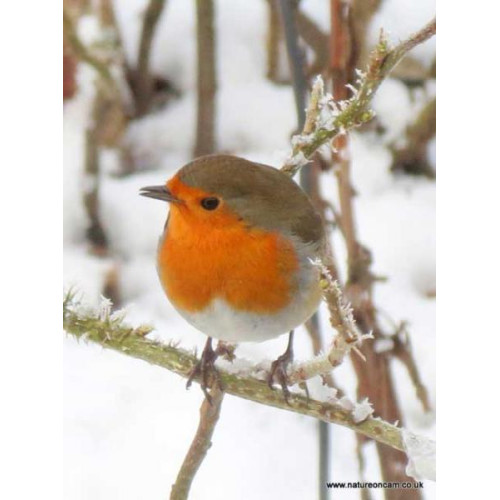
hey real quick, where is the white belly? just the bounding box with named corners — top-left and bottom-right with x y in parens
top-left (172, 263), bottom-right (322, 342)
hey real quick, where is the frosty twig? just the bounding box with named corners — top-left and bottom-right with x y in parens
top-left (288, 259), bottom-right (372, 385)
top-left (281, 17), bottom-right (436, 177)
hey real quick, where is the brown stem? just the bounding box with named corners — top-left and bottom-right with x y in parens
top-left (265, 0), bottom-right (285, 84)
top-left (349, 309), bottom-right (419, 499)
top-left (330, 0), bottom-right (359, 263)
top-left (97, 0), bottom-right (128, 70)
top-left (63, 38), bottom-right (78, 100)
top-left (350, 0), bottom-right (382, 68)
top-left (83, 107), bottom-right (108, 256)
top-left (329, 3), bottom-right (427, 497)
top-left (330, 0), bottom-right (352, 90)
top-left (194, 0), bottom-right (217, 157)
top-left (133, 0), bottom-right (168, 116)
top-left (265, 2), bottom-right (329, 84)
top-left (392, 325), bottom-right (432, 413)
top-left (391, 97), bottom-right (436, 178)
top-left (170, 385), bottom-right (224, 500)
top-left (63, 5), bottom-right (127, 148)
top-left (296, 9), bottom-right (329, 77)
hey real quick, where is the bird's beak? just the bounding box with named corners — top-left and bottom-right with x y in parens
top-left (139, 185), bottom-right (182, 203)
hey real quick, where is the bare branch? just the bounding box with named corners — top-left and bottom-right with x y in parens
top-left (296, 9), bottom-right (329, 77)
top-left (392, 324), bottom-right (432, 413)
top-left (83, 124), bottom-right (109, 255)
top-left (133, 0), bottom-right (168, 115)
top-left (391, 97), bottom-right (436, 178)
top-left (170, 385), bottom-right (224, 500)
top-left (194, 0), bottom-right (217, 156)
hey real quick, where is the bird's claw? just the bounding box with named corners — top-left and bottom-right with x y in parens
top-left (186, 338), bottom-right (223, 404)
top-left (267, 352), bottom-right (292, 403)
top-left (267, 330), bottom-right (294, 403)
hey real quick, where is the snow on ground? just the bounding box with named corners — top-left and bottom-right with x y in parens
top-left (64, 1), bottom-right (435, 499)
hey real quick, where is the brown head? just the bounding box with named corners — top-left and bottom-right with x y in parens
top-left (140, 154), bottom-right (325, 247)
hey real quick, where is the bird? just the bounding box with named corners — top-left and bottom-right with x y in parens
top-left (140, 154), bottom-right (325, 400)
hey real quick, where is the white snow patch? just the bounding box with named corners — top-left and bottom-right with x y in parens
top-left (402, 429), bottom-right (436, 481)
top-left (338, 396), bottom-right (355, 411)
top-left (352, 398), bottom-right (374, 423)
top-left (374, 338), bottom-right (395, 353)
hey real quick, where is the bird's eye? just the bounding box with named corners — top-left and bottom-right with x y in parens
top-left (200, 197), bottom-right (220, 210)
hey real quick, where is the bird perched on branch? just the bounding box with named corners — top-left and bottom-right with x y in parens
top-left (141, 154), bottom-right (325, 400)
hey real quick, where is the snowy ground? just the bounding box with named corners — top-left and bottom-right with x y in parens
top-left (64, 1), bottom-right (436, 499)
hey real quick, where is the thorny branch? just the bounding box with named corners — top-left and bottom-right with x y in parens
top-left (288, 259), bottom-right (372, 386)
top-left (63, 294), bottom-right (435, 480)
top-left (281, 17), bottom-right (436, 177)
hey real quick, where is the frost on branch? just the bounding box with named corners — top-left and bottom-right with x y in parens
top-left (327, 395), bottom-right (373, 424)
top-left (64, 292), bottom-right (153, 340)
top-left (281, 19), bottom-right (437, 178)
top-left (281, 72), bottom-right (374, 177)
top-left (287, 259), bottom-right (372, 386)
top-left (311, 257), bottom-right (371, 346)
top-left (98, 295), bottom-right (113, 321)
top-left (352, 398), bottom-right (374, 423)
top-left (402, 429), bottom-right (436, 481)
top-left (282, 150), bottom-right (309, 171)
top-left (64, 293), bottom-right (433, 457)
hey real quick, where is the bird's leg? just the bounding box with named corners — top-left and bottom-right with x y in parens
top-left (186, 337), bottom-right (222, 402)
top-left (268, 330), bottom-right (295, 402)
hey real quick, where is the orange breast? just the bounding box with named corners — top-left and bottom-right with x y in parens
top-left (158, 202), bottom-right (299, 314)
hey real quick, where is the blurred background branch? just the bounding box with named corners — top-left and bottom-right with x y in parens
top-left (194, 0), bottom-right (217, 156)
top-left (129, 0), bottom-right (169, 116)
top-left (390, 96), bottom-right (436, 178)
top-left (63, 8), bottom-right (119, 94)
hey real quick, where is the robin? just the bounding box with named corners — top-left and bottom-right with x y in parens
top-left (141, 154), bottom-right (325, 399)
